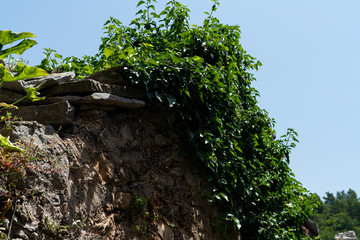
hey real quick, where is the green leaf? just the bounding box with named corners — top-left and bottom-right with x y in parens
top-left (0, 134), bottom-right (23, 152)
top-left (25, 86), bottom-right (45, 102)
top-left (136, 9), bottom-right (143, 15)
top-left (0, 65), bottom-right (15, 81)
top-left (0, 30), bottom-right (35, 46)
top-left (54, 53), bottom-right (63, 59)
top-left (231, 216), bottom-right (241, 230)
top-left (137, 0), bottom-right (145, 7)
top-left (104, 48), bottom-right (114, 59)
top-left (142, 43), bottom-right (154, 48)
top-left (193, 56), bottom-right (203, 61)
top-left (220, 192), bottom-right (229, 202)
top-left (0, 62), bottom-right (48, 81)
top-left (149, 5), bottom-right (155, 11)
top-left (184, 89), bottom-right (190, 98)
top-left (0, 39), bottom-right (37, 59)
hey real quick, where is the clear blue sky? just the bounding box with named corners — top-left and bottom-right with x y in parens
top-left (2, 0), bottom-right (360, 198)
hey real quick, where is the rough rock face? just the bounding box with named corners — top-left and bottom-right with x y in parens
top-left (0, 71), bottom-right (240, 239)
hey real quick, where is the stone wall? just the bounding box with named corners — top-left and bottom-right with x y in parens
top-left (0, 70), bottom-right (146, 126)
top-left (335, 231), bottom-right (358, 240)
top-left (0, 70), bottom-right (241, 239)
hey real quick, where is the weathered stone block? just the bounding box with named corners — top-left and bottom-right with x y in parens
top-left (41, 79), bottom-right (103, 96)
top-left (75, 93), bottom-right (145, 109)
top-left (4, 101), bottom-right (75, 125)
top-left (0, 88), bottom-right (26, 103)
top-left (46, 93), bottom-right (145, 109)
top-left (2, 72), bottom-right (75, 93)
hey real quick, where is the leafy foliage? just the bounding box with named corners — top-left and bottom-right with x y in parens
top-left (37, 48), bottom-right (97, 78)
top-left (0, 30), bottom-right (48, 82)
top-left (37, 0), bottom-right (319, 238)
top-left (0, 30), bottom-right (47, 151)
top-left (312, 189), bottom-right (360, 240)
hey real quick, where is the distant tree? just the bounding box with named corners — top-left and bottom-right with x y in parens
top-left (312, 189), bottom-right (360, 240)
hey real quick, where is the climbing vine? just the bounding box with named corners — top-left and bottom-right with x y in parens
top-left (38, 0), bottom-right (319, 238)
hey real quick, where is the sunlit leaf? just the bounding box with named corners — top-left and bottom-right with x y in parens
top-left (104, 48), bottom-right (114, 59)
top-left (0, 63), bottom-right (48, 81)
top-left (0, 39), bottom-right (37, 59)
top-left (137, 0), bottom-right (145, 7)
top-left (0, 134), bottom-right (23, 152)
top-left (54, 53), bottom-right (63, 59)
top-left (0, 30), bottom-right (35, 46)
top-left (25, 86), bottom-right (45, 102)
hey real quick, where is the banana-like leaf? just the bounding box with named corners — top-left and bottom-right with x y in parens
top-left (0, 30), bottom-right (35, 46)
top-left (0, 134), bottom-right (23, 152)
top-left (0, 62), bottom-right (48, 82)
top-left (0, 39), bottom-right (37, 59)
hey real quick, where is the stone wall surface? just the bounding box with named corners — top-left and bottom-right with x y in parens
top-left (335, 231), bottom-right (358, 240)
top-left (0, 70), bottom-right (241, 239)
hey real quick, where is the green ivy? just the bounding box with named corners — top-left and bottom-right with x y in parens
top-left (39, 1), bottom-right (319, 238)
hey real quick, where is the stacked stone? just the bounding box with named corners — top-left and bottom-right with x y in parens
top-left (335, 231), bottom-right (358, 240)
top-left (0, 68), bottom-right (146, 125)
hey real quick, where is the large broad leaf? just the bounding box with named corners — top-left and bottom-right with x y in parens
top-left (0, 30), bottom-right (35, 46)
top-left (0, 64), bottom-right (14, 81)
top-left (0, 39), bottom-right (37, 59)
top-left (0, 62), bottom-right (48, 82)
top-left (0, 134), bottom-right (23, 152)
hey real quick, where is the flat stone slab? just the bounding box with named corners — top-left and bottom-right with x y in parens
top-left (41, 79), bottom-right (103, 97)
top-left (2, 72), bottom-right (75, 93)
top-left (46, 93), bottom-right (145, 109)
top-left (45, 95), bottom-right (82, 104)
top-left (76, 93), bottom-right (146, 109)
top-left (3, 101), bottom-right (75, 125)
top-left (40, 78), bottom-right (146, 99)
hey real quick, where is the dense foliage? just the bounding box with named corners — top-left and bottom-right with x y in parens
top-left (312, 189), bottom-right (360, 240)
top-left (37, 0), bottom-right (319, 238)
